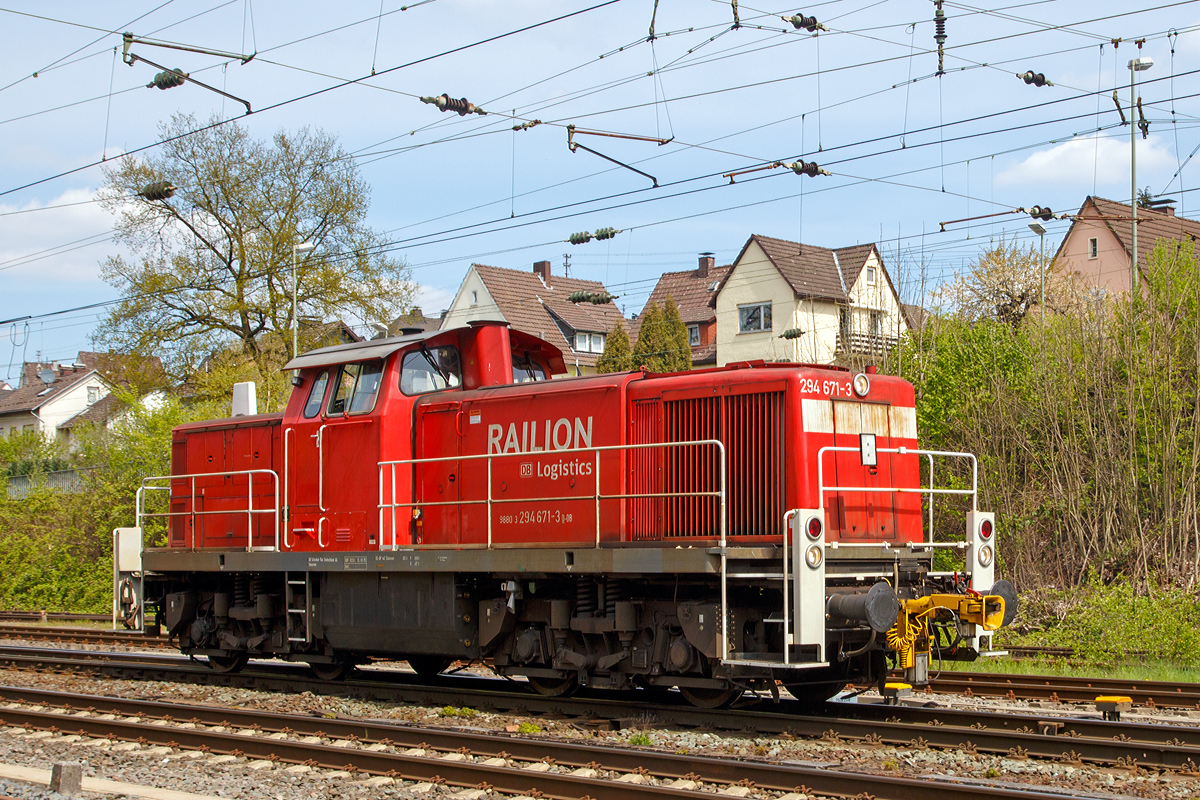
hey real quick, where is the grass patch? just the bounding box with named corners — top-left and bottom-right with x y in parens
top-left (437, 706), bottom-right (477, 718)
top-left (516, 721), bottom-right (541, 734)
top-left (920, 579), bottom-right (1200, 682)
top-left (628, 731), bottom-right (653, 746)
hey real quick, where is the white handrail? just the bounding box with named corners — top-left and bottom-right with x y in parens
top-left (137, 469), bottom-right (281, 552)
top-left (815, 445), bottom-right (978, 545)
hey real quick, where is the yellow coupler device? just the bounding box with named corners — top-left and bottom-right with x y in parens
top-left (887, 593), bottom-right (1006, 684)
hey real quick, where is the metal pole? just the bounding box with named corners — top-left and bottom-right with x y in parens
top-left (1039, 229), bottom-right (1045, 327)
top-left (1131, 64), bottom-right (1138, 293)
top-left (291, 245), bottom-right (298, 360)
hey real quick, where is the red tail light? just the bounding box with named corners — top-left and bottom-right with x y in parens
top-left (807, 516), bottom-right (823, 539)
top-left (980, 519), bottom-right (993, 539)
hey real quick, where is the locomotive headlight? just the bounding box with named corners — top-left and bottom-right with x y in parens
top-left (852, 373), bottom-right (870, 397)
top-left (977, 544), bottom-right (994, 568)
top-left (805, 544), bottom-right (823, 569)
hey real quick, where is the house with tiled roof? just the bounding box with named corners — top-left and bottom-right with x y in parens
top-left (634, 254), bottom-right (732, 366)
top-left (439, 260), bottom-right (625, 375)
top-left (714, 234), bottom-right (908, 366)
top-left (1052, 196), bottom-right (1200, 297)
top-left (0, 355), bottom-right (112, 443)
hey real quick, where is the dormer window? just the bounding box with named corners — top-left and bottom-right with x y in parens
top-left (688, 324), bottom-right (700, 346)
top-left (574, 332), bottom-right (606, 353)
top-left (865, 266), bottom-right (877, 286)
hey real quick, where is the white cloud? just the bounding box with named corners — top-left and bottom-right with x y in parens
top-left (0, 187), bottom-right (122, 282)
top-left (995, 133), bottom-right (1175, 193)
top-left (413, 283), bottom-right (457, 318)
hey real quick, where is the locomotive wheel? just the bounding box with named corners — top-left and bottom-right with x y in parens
top-left (309, 659), bottom-right (356, 681)
top-left (407, 655), bottom-right (453, 678)
top-left (206, 653), bottom-right (250, 674)
top-left (527, 674), bottom-right (579, 697)
top-left (678, 685), bottom-right (743, 709)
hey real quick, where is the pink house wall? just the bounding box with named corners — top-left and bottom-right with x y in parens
top-left (1056, 220), bottom-right (1132, 296)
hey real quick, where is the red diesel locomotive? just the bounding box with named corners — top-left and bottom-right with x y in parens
top-left (115, 320), bottom-right (1015, 707)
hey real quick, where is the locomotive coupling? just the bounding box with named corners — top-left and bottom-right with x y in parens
top-left (826, 582), bottom-right (901, 633)
top-left (887, 593), bottom-right (1007, 672)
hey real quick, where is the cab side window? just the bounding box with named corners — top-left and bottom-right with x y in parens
top-left (328, 359), bottom-right (385, 415)
top-left (400, 346), bottom-right (462, 395)
top-left (512, 353), bottom-right (548, 383)
top-left (302, 371), bottom-right (329, 419)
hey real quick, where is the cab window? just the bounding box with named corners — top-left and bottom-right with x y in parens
top-left (302, 370), bottom-right (329, 419)
top-left (328, 359), bottom-right (385, 415)
top-left (400, 346), bottom-right (461, 395)
top-left (512, 353), bottom-right (548, 383)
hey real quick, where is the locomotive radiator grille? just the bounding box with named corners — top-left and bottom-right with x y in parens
top-left (631, 390), bottom-right (785, 540)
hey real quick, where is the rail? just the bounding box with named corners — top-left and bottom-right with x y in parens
top-left (136, 469), bottom-right (281, 552)
top-left (377, 439), bottom-right (727, 551)
top-left (816, 445), bottom-right (977, 549)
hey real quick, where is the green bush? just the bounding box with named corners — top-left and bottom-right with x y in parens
top-left (996, 578), bottom-right (1200, 664)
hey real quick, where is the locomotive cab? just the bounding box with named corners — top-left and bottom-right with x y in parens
top-left (122, 321), bottom-right (1016, 705)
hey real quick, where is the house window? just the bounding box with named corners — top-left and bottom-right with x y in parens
top-left (866, 266), bottom-right (877, 285)
top-left (575, 332), bottom-right (588, 351)
top-left (870, 311), bottom-right (883, 337)
top-left (688, 324), bottom-right (700, 346)
top-left (22, 424), bottom-right (33, 432)
top-left (1088, 237), bottom-right (1098, 259)
top-left (738, 302), bottom-right (772, 333)
top-left (839, 308), bottom-right (851, 340)
top-left (87, 386), bottom-right (99, 404)
top-left (470, 290), bottom-right (478, 306)
top-left (591, 333), bottom-right (605, 353)
top-left (400, 347), bottom-right (461, 395)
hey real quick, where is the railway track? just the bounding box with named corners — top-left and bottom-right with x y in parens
top-left (0, 684), bottom-right (1130, 800)
top-left (0, 645), bottom-right (1196, 772)
top-left (0, 624), bottom-right (169, 648)
top-left (925, 671), bottom-right (1200, 708)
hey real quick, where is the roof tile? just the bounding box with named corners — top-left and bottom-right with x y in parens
top-left (470, 264), bottom-right (625, 368)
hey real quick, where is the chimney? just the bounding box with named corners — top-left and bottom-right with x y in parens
top-left (1166, 206), bottom-right (1176, 217)
top-left (698, 252), bottom-right (715, 278)
top-left (533, 260), bottom-right (551, 283)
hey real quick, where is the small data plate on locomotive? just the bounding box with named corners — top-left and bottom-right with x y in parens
top-left (860, 433), bottom-right (877, 466)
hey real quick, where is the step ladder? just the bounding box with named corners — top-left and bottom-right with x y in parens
top-left (285, 572), bottom-right (311, 643)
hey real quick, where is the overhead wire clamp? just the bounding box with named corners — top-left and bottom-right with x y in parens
top-left (420, 94), bottom-right (487, 116)
top-left (1017, 70), bottom-right (1053, 87)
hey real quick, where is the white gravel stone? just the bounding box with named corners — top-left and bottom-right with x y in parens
top-left (409, 782), bottom-right (438, 793)
top-left (245, 760), bottom-right (274, 770)
top-left (617, 773), bottom-right (646, 784)
top-left (357, 776), bottom-right (394, 787)
top-left (521, 762), bottom-right (550, 772)
top-left (718, 785), bottom-right (752, 796)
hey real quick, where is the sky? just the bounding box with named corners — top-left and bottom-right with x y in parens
top-left (2, 0), bottom-right (1198, 382)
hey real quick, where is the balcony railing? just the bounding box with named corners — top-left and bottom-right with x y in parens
top-left (838, 332), bottom-right (899, 356)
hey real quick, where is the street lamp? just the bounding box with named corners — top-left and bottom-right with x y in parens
top-left (292, 241), bottom-right (316, 359)
top-left (1129, 56), bottom-right (1153, 292)
top-left (1028, 221), bottom-right (1046, 326)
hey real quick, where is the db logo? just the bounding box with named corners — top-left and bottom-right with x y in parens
top-left (519, 463), bottom-right (533, 478)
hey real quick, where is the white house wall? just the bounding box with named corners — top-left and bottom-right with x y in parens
top-left (0, 412), bottom-right (38, 438)
top-left (439, 267), bottom-right (504, 329)
top-left (37, 376), bottom-right (110, 441)
top-left (716, 240), bottom-right (800, 367)
top-left (845, 251), bottom-right (908, 343)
